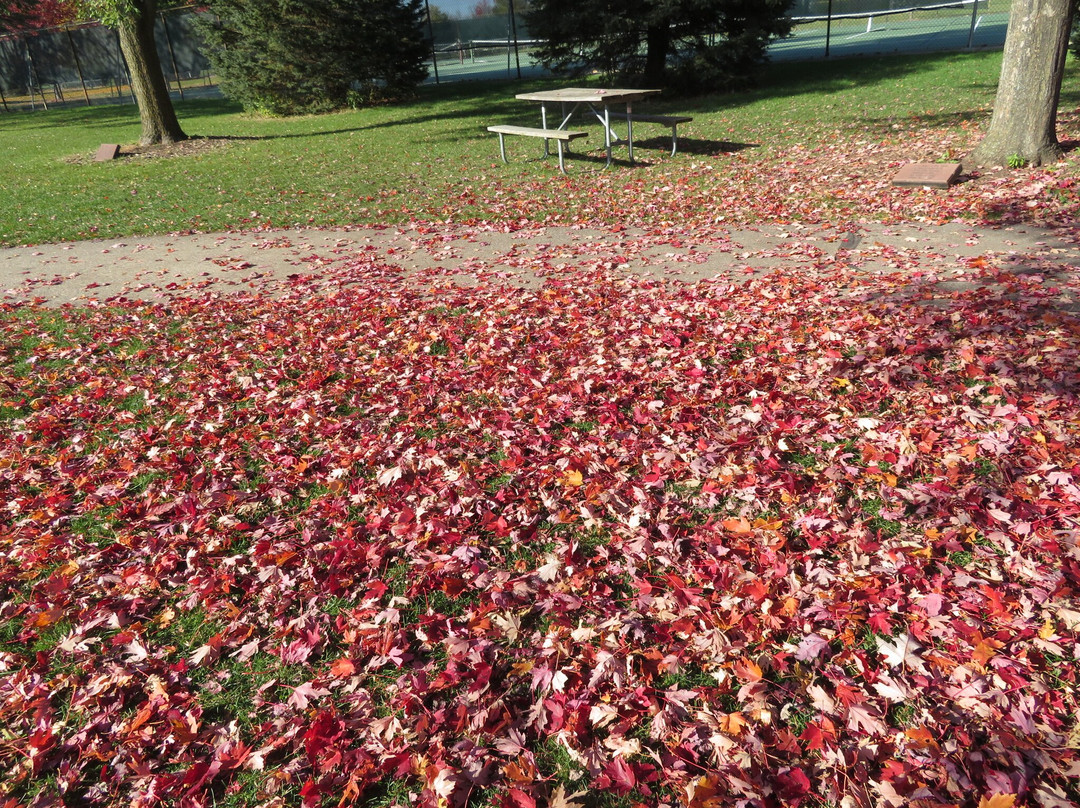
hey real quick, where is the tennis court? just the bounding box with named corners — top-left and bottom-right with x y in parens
top-left (420, 0), bottom-right (1012, 83)
top-left (772, 1), bottom-right (1011, 61)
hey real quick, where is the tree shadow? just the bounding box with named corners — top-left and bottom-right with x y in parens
top-left (674, 51), bottom-right (996, 114)
top-left (672, 138), bottom-right (758, 156)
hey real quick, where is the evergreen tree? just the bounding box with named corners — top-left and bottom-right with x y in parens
top-left (1071, 0), bottom-right (1080, 58)
top-left (528, 0), bottom-right (793, 91)
top-left (199, 0), bottom-right (428, 115)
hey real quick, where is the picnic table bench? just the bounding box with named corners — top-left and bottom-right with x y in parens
top-left (486, 124), bottom-right (588, 173)
top-left (604, 112), bottom-right (693, 155)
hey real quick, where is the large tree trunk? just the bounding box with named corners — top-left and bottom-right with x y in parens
top-left (642, 24), bottom-right (669, 87)
top-left (969, 0), bottom-right (1074, 167)
top-left (117, 0), bottom-right (186, 145)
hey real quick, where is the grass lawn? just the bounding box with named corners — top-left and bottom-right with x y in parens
top-left (2, 50), bottom-right (1079, 247)
top-left (1, 51), bottom-right (1080, 808)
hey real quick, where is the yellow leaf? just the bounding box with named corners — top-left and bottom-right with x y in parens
top-left (978, 795), bottom-right (1016, 808)
top-left (154, 606), bottom-right (176, 627)
top-left (59, 560), bottom-right (80, 576)
top-left (563, 469), bottom-right (583, 487)
top-left (1039, 619), bottom-right (1056, 640)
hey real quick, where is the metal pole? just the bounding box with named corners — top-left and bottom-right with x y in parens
top-left (967, 0), bottom-right (979, 49)
top-left (160, 11), bottom-right (184, 100)
top-left (114, 29), bottom-right (135, 103)
top-left (67, 27), bottom-right (92, 107)
top-left (424, 0), bottom-right (440, 84)
top-left (508, 0), bottom-right (521, 80)
top-left (24, 37), bottom-right (47, 110)
top-left (825, 0), bottom-right (833, 58)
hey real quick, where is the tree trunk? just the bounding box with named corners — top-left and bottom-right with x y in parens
top-left (643, 24), bottom-right (669, 87)
top-left (117, 0), bottom-right (186, 145)
top-left (969, 0), bottom-right (1074, 167)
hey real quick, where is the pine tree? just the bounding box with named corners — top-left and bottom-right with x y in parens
top-left (199, 0), bottom-right (428, 116)
top-left (527, 0), bottom-right (793, 91)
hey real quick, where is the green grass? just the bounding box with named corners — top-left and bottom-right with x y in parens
top-left (5, 49), bottom-right (1078, 246)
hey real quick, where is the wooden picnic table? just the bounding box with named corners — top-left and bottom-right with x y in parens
top-left (514, 87), bottom-right (662, 167)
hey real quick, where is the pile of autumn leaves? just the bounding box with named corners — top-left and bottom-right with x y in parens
top-left (1, 230), bottom-right (1078, 808)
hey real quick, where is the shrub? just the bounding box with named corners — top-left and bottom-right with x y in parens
top-left (198, 0), bottom-right (429, 116)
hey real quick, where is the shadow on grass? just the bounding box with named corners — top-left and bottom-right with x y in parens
top-left (674, 51), bottom-right (996, 114)
top-left (0, 50), bottom-right (1020, 143)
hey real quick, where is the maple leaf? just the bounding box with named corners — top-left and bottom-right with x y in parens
top-left (507, 788), bottom-right (536, 808)
top-left (846, 703), bottom-right (888, 736)
top-left (977, 795), bottom-right (1017, 808)
top-left (548, 784), bottom-right (587, 808)
top-left (329, 658), bottom-right (356, 678)
top-left (875, 633), bottom-right (927, 673)
top-left (722, 517), bottom-right (752, 534)
top-left (288, 682), bottom-right (329, 710)
top-left (794, 633), bottom-right (830, 662)
top-left (871, 672), bottom-right (912, 703)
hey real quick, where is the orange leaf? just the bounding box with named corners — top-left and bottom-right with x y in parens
top-left (978, 795), bottom-right (1017, 808)
top-left (33, 607), bottom-right (64, 628)
top-left (722, 518), bottom-right (751, 534)
top-left (329, 658), bottom-right (356, 678)
top-left (718, 711), bottom-right (746, 736)
top-left (733, 657), bottom-right (763, 682)
top-left (904, 726), bottom-right (938, 749)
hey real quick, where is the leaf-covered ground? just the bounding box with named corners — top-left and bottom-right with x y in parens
top-left (2, 116), bottom-right (1080, 808)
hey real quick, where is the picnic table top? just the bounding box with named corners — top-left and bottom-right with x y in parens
top-left (514, 87), bottom-right (661, 104)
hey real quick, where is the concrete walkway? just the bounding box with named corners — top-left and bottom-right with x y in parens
top-left (1, 222), bottom-right (1078, 312)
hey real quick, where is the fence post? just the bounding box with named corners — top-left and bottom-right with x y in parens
top-left (424, 0), bottom-right (440, 84)
top-left (159, 11), bottom-right (184, 100)
top-left (967, 0), bottom-right (979, 49)
top-left (825, 0), bottom-right (833, 58)
top-left (24, 37), bottom-right (48, 110)
top-left (66, 27), bottom-right (93, 107)
top-left (508, 0), bottom-right (521, 80)
top-left (113, 29), bottom-right (136, 103)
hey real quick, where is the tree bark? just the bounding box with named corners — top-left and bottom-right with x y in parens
top-left (643, 24), bottom-right (669, 87)
top-left (117, 0), bottom-right (186, 145)
top-left (969, 0), bottom-right (1074, 167)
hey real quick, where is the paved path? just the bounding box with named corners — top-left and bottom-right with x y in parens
top-left (1, 222), bottom-right (1078, 312)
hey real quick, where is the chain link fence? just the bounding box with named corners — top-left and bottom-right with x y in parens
top-left (0, 0), bottom-right (1013, 112)
top-left (0, 9), bottom-right (212, 112)
top-left (775, 0), bottom-right (1011, 61)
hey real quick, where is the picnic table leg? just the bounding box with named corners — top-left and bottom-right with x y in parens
top-left (603, 106), bottom-right (612, 167)
top-left (555, 139), bottom-right (567, 174)
top-left (497, 132), bottom-right (508, 164)
top-left (541, 102), bottom-right (550, 158)
top-left (626, 102), bottom-right (635, 164)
